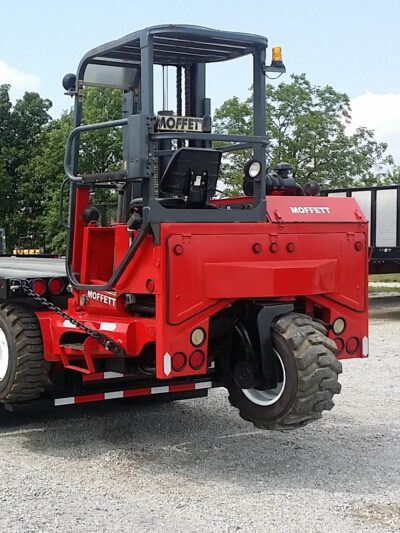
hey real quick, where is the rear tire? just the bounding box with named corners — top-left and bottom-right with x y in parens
top-left (224, 312), bottom-right (342, 430)
top-left (0, 304), bottom-right (49, 403)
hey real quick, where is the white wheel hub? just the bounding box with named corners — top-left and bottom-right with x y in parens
top-left (0, 328), bottom-right (9, 381)
top-left (242, 349), bottom-right (286, 406)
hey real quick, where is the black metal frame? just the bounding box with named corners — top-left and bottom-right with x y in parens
top-left (64, 25), bottom-right (270, 289)
top-left (323, 184), bottom-right (400, 274)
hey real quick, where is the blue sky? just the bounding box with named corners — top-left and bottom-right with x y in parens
top-left (1, 0), bottom-right (400, 159)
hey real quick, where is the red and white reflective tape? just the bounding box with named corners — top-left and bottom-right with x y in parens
top-left (54, 381), bottom-right (212, 407)
top-left (82, 371), bottom-right (134, 382)
top-left (83, 365), bottom-right (215, 382)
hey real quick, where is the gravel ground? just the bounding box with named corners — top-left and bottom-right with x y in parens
top-left (0, 301), bottom-right (399, 533)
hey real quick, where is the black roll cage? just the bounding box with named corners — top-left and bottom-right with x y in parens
top-left (64, 25), bottom-right (269, 290)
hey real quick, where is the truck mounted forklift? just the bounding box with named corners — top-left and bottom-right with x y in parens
top-left (0, 25), bottom-right (368, 430)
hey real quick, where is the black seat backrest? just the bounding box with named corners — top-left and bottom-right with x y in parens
top-left (159, 147), bottom-right (221, 207)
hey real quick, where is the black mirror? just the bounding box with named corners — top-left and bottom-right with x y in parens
top-left (62, 73), bottom-right (76, 92)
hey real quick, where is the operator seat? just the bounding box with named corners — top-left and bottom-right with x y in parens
top-left (128, 147), bottom-right (222, 225)
top-left (158, 147), bottom-right (221, 208)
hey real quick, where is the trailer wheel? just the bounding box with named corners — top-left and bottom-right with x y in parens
top-left (224, 313), bottom-right (342, 430)
top-left (0, 304), bottom-right (49, 403)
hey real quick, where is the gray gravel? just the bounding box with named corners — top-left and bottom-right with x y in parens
top-left (0, 301), bottom-right (399, 533)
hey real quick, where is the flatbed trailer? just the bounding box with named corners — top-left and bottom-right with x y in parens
top-left (0, 256), bottom-right (65, 279)
top-left (0, 255), bottom-right (213, 412)
top-left (323, 185), bottom-right (400, 274)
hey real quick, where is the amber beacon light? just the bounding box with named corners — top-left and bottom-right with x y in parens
top-left (264, 46), bottom-right (286, 73)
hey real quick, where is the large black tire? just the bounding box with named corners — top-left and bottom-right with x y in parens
top-left (0, 304), bottom-right (49, 403)
top-left (224, 312), bottom-right (342, 430)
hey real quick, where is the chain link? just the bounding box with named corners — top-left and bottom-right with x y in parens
top-left (20, 281), bottom-right (126, 357)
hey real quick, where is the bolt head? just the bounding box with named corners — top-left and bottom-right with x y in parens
top-left (173, 244), bottom-right (184, 255)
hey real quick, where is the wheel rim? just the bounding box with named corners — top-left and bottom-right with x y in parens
top-left (0, 328), bottom-right (9, 381)
top-left (242, 349), bottom-right (286, 406)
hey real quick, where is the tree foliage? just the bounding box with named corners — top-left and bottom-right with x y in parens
top-left (0, 84), bottom-right (52, 246)
top-left (0, 75), bottom-right (396, 254)
top-left (37, 88), bottom-right (123, 253)
top-left (0, 86), bottom-right (123, 253)
top-left (214, 74), bottom-right (393, 194)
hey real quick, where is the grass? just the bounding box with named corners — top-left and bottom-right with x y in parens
top-left (369, 285), bottom-right (400, 294)
top-left (369, 273), bottom-right (400, 282)
top-left (368, 272), bottom-right (400, 292)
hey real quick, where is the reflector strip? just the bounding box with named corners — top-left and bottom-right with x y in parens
top-left (195, 381), bottom-right (212, 390)
top-left (53, 382), bottom-right (213, 407)
top-left (104, 391), bottom-right (124, 400)
top-left (362, 336), bottom-right (369, 357)
top-left (170, 383), bottom-right (194, 393)
top-left (151, 386), bottom-right (169, 394)
top-left (82, 371), bottom-right (129, 382)
top-left (100, 322), bottom-right (117, 331)
top-left (54, 397), bottom-right (75, 406)
top-left (75, 393), bottom-right (104, 404)
top-left (62, 320), bottom-right (77, 329)
top-left (124, 387), bottom-right (151, 398)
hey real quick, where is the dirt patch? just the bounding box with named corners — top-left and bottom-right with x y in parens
top-left (351, 503), bottom-right (400, 529)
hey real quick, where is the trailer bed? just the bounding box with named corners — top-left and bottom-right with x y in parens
top-left (323, 185), bottom-right (400, 274)
top-left (0, 256), bottom-right (66, 280)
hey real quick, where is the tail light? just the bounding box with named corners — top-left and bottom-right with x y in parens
top-left (171, 352), bottom-right (187, 372)
top-left (189, 350), bottom-right (205, 370)
top-left (332, 317), bottom-right (346, 335)
top-left (346, 337), bottom-right (360, 355)
top-left (31, 278), bottom-right (47, 296)
top-left (48, 277), bottom-right (65, 295)
top-left (333, 337), bottom-right (345, 355)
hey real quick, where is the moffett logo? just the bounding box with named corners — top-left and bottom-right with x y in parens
top-left (156, 115), bottom-right (204, 132)
top-left (290, 206), bottom-right (331, 214)
top-left (87, 290), bottom-right (116, 307)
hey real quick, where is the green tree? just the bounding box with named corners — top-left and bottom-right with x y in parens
top-left (214, 74), bottom-right (393, 194)
top-left (0, 85), bottom-right (123, 254)
top-left (36, 87), bottom-right (123, 253)
top-left (21, 111), bottom-right (74, 253)
top-left (80, 87), bottom-right (123, 174)
top-left (0, 85), bottom-right (52, 248)
top-left (381, 165), bottom-right (400, 185)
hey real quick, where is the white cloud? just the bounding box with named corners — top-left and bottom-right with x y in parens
top-left (348, 91), bottom-right (400, 162)
top-left (0, 60), bottom-right (41, 100)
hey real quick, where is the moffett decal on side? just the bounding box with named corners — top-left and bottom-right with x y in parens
top-left (156, 115), bottom-right (204, 132)
top-left (290, 206), bottom-right (331, 214)
top-left (87, 290), bottom-right (116, 307)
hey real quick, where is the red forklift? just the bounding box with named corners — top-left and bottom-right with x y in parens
top-left (0, 25), bottom-right (368, 430)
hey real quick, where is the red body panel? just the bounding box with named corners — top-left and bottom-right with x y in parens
top-left (36, 195), bottom-right (369, 381)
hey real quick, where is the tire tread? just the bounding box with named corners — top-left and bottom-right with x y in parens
top-left (0, 304), bottom-right (49, 402)
top-left (228, 312), bottom-right (342, 431)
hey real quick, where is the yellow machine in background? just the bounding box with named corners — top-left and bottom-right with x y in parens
top-left (13, 234), bottom-right (45, 256)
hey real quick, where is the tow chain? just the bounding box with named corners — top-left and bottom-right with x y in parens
top-left (20, 281), bottom-right (126, 357)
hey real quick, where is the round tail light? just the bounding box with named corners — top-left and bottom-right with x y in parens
top-left (171, 352), bottom-right (187, 372)
top-left (31, 278), bottom-right (47, 296)
top-left (189, 350), bottom-right (205, 370)
top-left (334, 337), bottom-right (345, 355)
top-left (48, 277), bottom-right (65, 295)
top-left (190, 327), bottom-right (206, 347)
top-left (346, 337), bottom-right (360, 355)
top-left (332, 318), bottom-right (346, 336)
